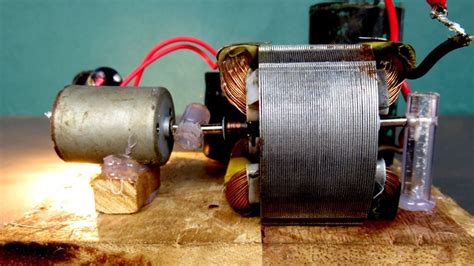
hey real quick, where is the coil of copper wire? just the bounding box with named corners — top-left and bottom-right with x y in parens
top-left (384, 169), bottom-right (401, 201)
top-left (219, 54), bottom-right (251, 114)
top-left (383, 61), bottom-right (404, 106)
top-left (218, 45), bottom-right (258, 115)
top-left (223, 139), bottom-right (258, 216)
top-left (225, 168), bottom-right (251, 212)
top-left (369, 168), bottom-right (401, 219)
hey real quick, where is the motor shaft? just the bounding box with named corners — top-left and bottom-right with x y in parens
top-left (172, 118), bottom-right (408, 135)
top-left (380, 117), bottom-right (407, 127)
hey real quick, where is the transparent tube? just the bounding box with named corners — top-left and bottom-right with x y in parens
top-left (399, 92), bottom-right (439, 211)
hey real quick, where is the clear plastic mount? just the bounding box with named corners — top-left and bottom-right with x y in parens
top-left (174, 103), bottom-right (211, 150)
top-left (399, 92), bottom-right (439, 211)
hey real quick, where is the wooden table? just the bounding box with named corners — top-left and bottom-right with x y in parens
top-left (0, 150), bottom-right (473, 264)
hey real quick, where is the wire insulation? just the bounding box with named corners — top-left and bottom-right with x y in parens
top-left (384, 0), bottom-right (399, 42)
top-left (406, 34), bottom-right (472, 80)
top-left (121, 44), bottom-right (218, 87)
top-left (132, 37), bottom-right (218, 86)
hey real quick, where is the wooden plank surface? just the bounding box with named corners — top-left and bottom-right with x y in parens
top-left (0, 152), bottom-right (262, 264)
top-left (263, 188), bottom-right (474, 264)
top-left (0, 151), bottom-right (473, 264)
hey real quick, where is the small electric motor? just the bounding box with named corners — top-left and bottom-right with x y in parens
top-left (51, 86), bottom-right (175, 165)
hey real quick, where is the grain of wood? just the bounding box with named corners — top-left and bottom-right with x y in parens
top-left (0, 152), bottom-right (472, 264)
top-left (262, 189), bottom-right (474, 264)
top-left (0, 152), bottom-right (262, 265)
top-left (90, 166), bottom-right (160, 214)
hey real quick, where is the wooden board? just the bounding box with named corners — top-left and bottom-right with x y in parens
top-left (0, 152), bottom-right (473, 264)
top-left (263, 190), bottom-right (474, 264)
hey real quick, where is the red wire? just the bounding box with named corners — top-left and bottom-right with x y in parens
top-left (385, 0), bottom-right (411, 100)
top-left (132, 36), bottom-right (218, 86)
top-left (400, 82), bottom-right (410, 101)
top-left (385, 0), bottom-right (399, 42)
top-left (121, 44), bottom-right (218, 87)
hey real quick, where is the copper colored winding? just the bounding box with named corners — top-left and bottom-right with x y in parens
top-left (219, 53), bottom-right (251, 115)
top-left (370, 167), bottom-right (401, 219)
top-left (224, 139), bottom-right (254, 214)
top-left (383, 61), bottom-right (403, 106)
top-left (225, 169), bottom-right (250, 212)
top-left (384, 168), bottom-right (401, 200)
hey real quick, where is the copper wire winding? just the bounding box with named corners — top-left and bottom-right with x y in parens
top-left (384, 168), bottom-right (401, 200)
top-left (225, 169), bottom-right (250, 212)
top-left (219, 53), bottom-right (251, 115)
top-left (383, 61), bottom-right (404, 106)
top-left (220, 45), bottom-right (403, 108)
top-left (224, 139), bottom-right (254, 214)
top-left (370, 167), bottom-right (401, 219)
top-left (381, 168), bottom-right (401, 218)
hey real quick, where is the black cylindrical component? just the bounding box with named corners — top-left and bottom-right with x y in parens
top-left (309, 2), bottom-right (404, 44)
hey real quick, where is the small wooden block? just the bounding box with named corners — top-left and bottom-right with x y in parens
top-left (90, 166), bottom-right (160, 214)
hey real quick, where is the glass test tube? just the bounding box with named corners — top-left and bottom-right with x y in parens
top-left (399, 92), bottom-right (439, 211)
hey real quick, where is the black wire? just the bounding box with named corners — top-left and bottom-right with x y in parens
top-left (406, 34), bottom-right (472, 80)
